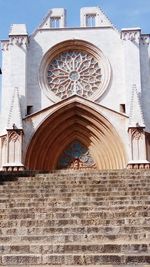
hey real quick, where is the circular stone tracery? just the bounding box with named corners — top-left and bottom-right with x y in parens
top-left (69, 71), bottom-right (80, 81)
top-left (47, 51), bottom-right (102, 99)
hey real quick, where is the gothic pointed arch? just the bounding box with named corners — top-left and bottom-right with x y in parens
top-left (25, 98), bottom-right (127, 171)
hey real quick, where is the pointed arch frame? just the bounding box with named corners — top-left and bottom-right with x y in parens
top-left (25, 99), bottom-right (127, 171)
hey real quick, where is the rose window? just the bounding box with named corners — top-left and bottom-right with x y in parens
top-left (47, 51), bottom-right (102, 99)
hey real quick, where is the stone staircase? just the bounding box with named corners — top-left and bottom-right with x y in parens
top-left (0, 170), bottom-right (150, 266)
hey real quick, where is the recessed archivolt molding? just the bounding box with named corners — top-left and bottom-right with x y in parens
top-left (25, 100), bottom-right (127, 171)
top-left (39, 39), bottom-right (111, 102)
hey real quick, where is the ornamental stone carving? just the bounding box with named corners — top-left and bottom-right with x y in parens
top-left (47, 51), bottom-right (102, 99)
top-left (121, 30), bottom-right (141, 42)
top-left (131, 128), bottom-right (143, 141)
top-left (9, 36), bottom-right (28, 46)
top-left (141, 35), bottom-right (150, 45)
top-left (39, 40), bottom-right (111, 102)
top-left (1, 41), bottom-right (9, 51)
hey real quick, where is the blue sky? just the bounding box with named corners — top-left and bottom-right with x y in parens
top-left (0, 0), bottom-right (150, 101)
top-left (0, 0), bottom-right (150, 40)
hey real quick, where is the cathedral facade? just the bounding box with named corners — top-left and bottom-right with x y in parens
top-left (0, 7), bottom-right (150, 171)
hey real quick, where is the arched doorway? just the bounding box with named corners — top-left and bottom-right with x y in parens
top-left (25, 100), bottom-right (126, 170)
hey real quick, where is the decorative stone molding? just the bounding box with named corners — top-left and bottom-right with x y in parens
top-left (141, 34), bottom-right (150, 45)
top-left (1, 40), bottom-right (9, 51)
top-left (1, 129), bottom-right (24, 172)
top-left (39, 40), bottom-right (111, 102)
top-left (1, 36), bottom-right (28, 51)
top-left (128, 127), bottom-right (147, 167)
top-left (9, 35), bottom-right (29, 47)
top-left (2, 165), bottom-right (25, 172)
top-left (127, 162), bottom-right (150, 169)
top-left (131, 128), bottom-right (143, 141)
top-left (121, 29), bottom-right (141, 42)
top-left (1, 135), bottom-right (7, 146)
top-left (25, 98), bottom-right (126, 171)
top-left (8, 130), bottom-right (22, 142)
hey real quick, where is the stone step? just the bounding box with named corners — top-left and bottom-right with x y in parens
top-left (1, 180), bottom-right (150, 186)
top-left (1, 182), bottom-right (150, 188)
top-left (0, 205), bottom-right (149, 214)
top-left (4, 175), bottom-right (150, 179)
top-left (0, 232), bottom-right (149, 243)
top-left (3, 186), bottom-right (148, 192)
top-left (2, 266), bottom-right (150, 267)
top-left (0, 205), bottom-right (149, 213)
top-left (0, 191), bottom-right (150, 198)
top-left (0, 192), bottom-right (149, 198)
top-left (1, 253), bottom-right (150, 265)
top-left (0, 199), bottom-right (149, 208)
top-left (1, 195), bottom-right (149, 203)
top-left (1, 191), bottom-right (147, 197)
top-left (0, 243), bottom-right (150, 254)
top-left (0, 210), bottom-right (150, 220)
top-left (0, 198), bottom-right (149, 207)
top-left (0, 171), bottom-right (149, 266)
top-left (4, 178), bottom-right (145, 185)
top-left (4, 177), bottom-right (150, 184)
top-left (1, 225), bottom-right (149, 236)
top-left (1, 217), bottom-right (150, 228)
